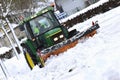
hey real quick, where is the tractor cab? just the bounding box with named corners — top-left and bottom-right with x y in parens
top-left (20, 7), bottom-right (69, 51)
top-left (29, 10), bottom-right (60, 36)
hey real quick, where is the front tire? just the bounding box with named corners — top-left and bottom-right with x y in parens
top-left (24, 50), bottom-right (35, 69)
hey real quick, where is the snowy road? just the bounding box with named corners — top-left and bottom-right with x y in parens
top-left (64, 6), bottom-right (120, 80)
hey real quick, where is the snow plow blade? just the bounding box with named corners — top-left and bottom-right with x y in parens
top-left (41, 23), bottom-right (100, 60)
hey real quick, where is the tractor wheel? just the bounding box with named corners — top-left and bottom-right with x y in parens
top-left (24, 50), bottom-right (35, 69)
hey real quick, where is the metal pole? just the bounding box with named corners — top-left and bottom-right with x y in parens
top-left (1, 22), bottom-right (20, 59)
top-left (0, 59), bottom-right (10, 79)
top-left (5, 18), bottom-right (23, 54)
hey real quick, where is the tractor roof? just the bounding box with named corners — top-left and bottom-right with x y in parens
top-left (19, 6), bottom-right (54, 25)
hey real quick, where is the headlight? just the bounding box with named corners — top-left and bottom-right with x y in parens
top-left (54, 37), bottom-right (58, 41)
top-left (59, 35), bottom-right (64, 38)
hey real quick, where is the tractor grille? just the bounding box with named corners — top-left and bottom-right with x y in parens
top-left (51, 32), bottom-right (65, 44)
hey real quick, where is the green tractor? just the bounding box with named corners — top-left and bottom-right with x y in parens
top-left (19, 6), bottom-right (99, 69)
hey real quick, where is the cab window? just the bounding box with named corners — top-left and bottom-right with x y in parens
top-left (29, 11), bottom-right (59, 36)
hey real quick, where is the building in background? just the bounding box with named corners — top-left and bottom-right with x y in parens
top-left (54, 0), bottom-right (99, 16)
top-left (55, 0), bottom-right (86, 16)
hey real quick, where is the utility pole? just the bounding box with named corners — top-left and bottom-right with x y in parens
top-left (1, 21), bottom-right (20, 59)
top-left (0, 59), bottom-right (10, 79)
top-left (5, 18), bottom-right (23, 54)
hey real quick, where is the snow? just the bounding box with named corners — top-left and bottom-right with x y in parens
top-left (1, 2), bottom-right (120, 80)
top-left (0, 47), bottom-right (12, 55)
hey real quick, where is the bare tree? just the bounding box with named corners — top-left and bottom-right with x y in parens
top-left (11, 0), bottom-right (34, 10)
top-left (0, 0), bottom-right (21, 59)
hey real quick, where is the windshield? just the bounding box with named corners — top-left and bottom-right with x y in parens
top-left (29, 11), bottom-right (60, 36)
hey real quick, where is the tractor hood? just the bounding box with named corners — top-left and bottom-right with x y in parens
top-left (44, 27), bottom-right (62, 38)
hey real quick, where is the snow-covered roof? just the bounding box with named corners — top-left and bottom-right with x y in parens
top-left (0, 47), bottom-right (12, 56)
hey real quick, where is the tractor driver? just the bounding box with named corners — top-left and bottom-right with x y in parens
top-left (33, 26), bottom-right (40, 35)
top-left (30, 20), bottom-right (40, 35)
top-left (33, 19), bottom-right (48, 35)
top-left (33, 22), bottom-right (46, 35)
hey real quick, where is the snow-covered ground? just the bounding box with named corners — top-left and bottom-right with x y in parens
top-left (1, 3), bottom-right (120, 80)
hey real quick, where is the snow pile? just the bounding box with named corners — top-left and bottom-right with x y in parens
top-left (0, 47), bottom-right (12, 55)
